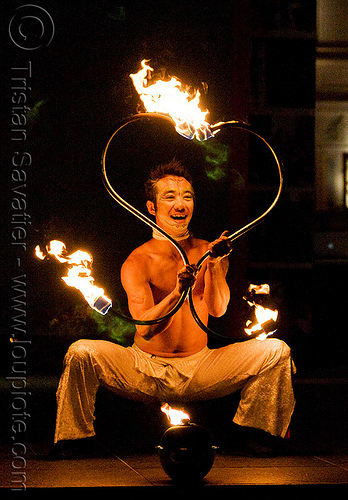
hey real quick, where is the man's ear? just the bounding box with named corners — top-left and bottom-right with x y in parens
top-left (146, 200), bottom-right (156, 216)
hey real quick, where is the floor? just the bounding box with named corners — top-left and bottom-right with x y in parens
top-left (1, 443), bottom-right (348, 499)
top-left (1, 375), bottom-right (348, 498)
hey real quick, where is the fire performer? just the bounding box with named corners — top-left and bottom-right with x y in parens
top-left (51, 159), bottom-right (295, 459)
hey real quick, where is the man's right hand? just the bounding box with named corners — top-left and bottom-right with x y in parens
top-left (176, 264), bottom-right (198, 294)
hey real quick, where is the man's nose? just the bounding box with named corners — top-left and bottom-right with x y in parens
top-left (174, 197), bottom-right (185, 210)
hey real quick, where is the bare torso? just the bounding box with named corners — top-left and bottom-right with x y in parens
top-left (121, 237), bottom-right (210, 357)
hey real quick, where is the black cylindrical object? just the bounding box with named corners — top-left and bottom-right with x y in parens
top-left (158, 423), bottom-right (215, 482)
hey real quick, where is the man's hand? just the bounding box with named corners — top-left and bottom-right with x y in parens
top-left (208, 231), bottom-right (233, 260)
top-left (176, 264), bottom-right (198, 294)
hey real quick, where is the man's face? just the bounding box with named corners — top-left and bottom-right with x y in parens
top-left (147, 176), bottom-right (194, 237)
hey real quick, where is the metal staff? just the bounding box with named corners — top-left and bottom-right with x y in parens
top-left (101, 113), bottom-right (283, 336)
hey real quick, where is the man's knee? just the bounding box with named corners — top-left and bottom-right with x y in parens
top-left (64, 339), bottom-right (95, 365)
top-left (263, 338), bottom-right (291, 365)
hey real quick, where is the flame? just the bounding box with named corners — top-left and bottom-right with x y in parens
top-left (243, 283), bottom-right (278, 341)
top-left (130, 59), bottom-right (213, 141)
top-left (46, 240), bottom-right (68, 262)
top-left (249, 284), bottom-right (270, 295)
top-left (245, 303), bottom-right (278, 340)
top-left (35, 240), bottom-right (112, 315)
top-left (161, 403), bottom-right (190, 426)
top-left (35, 245), bottom-right (45, 260)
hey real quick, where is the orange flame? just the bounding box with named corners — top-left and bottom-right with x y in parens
top-left (130, 59), bottom-right (213, 141)
top-left (244, 284), bottom-right (278, 341)
top-left (245, 303), bottom-right (278, 340)
top-left (161, 403), bottom-right (190, 426)
top-left (35, 241), bottom-right (112, 315)
top-left (35, 245), bottom-right (46, 260)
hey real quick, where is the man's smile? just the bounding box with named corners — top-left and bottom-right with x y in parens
top-left (171, 215), bottom-right (187, 221)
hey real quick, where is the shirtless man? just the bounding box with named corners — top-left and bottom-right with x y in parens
top-left (121, 163), bottom-right (231, 356)
top-left (51, 160), bottom-right (295, 459)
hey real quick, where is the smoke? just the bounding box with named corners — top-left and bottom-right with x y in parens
top-left (91, 304), bottom-right (136, 346)
top-left (195, 138), bottom-right (229, 180)
top-left (48, 302), bottom-right (135, 346)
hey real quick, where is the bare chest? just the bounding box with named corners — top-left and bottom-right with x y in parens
top-left (148, 253), bottom-right (205, 302)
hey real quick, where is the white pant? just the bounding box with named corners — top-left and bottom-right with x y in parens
top-left (54, 338), bottom-right (295, 443)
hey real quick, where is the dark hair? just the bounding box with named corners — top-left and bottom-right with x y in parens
top-left (144, 159), bottom-right (194, 204)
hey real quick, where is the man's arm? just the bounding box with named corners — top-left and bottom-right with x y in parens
top-left (120, 255), bottom-right (196, 340)
top-left (203, 231), bottom-right (231, 317)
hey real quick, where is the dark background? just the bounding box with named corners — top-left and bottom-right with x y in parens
top-left (2, 1), bottom-right (346, 379)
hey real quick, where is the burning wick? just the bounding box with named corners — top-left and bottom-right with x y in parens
top-left (130, 59), bottom-right (213, 141)
top-left (243, 284), bottom-right (278, 341)
top-left (35, 240), bottom-right (112, 315)
top-left (161, 403), bottom-right (190, 426)
top-left (159, 403), bottom-right (216, 482)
